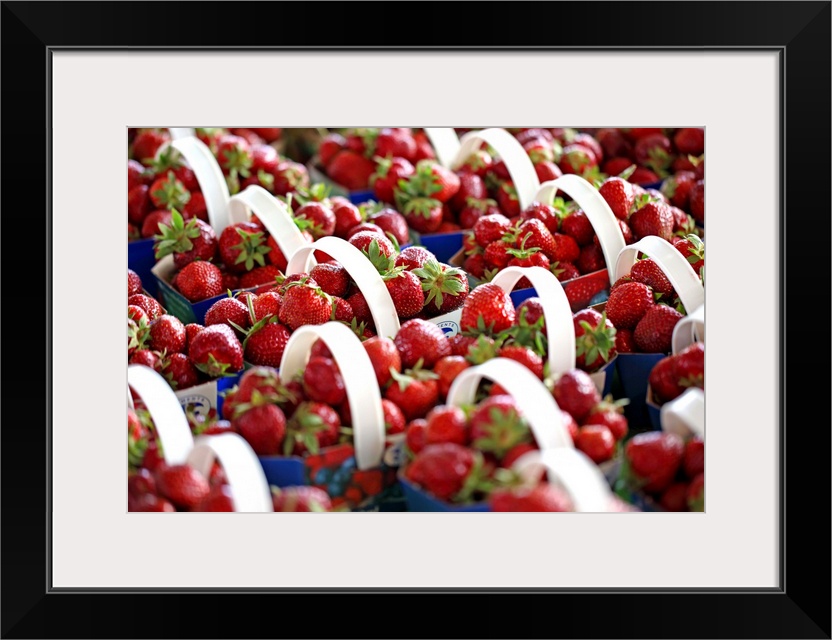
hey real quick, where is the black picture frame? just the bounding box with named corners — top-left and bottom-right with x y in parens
top-left (2, 2), bottom-right (829, 638)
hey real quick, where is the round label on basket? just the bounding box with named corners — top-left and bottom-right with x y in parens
top-left (383, 435), bottom-right (407, 468)
top-left (176, 392), bottom-right (212, 418)
top-left (436, 319), bottom-right (460, 336)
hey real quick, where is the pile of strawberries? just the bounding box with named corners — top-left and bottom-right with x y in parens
top-left (648, 342), bottom-right (705, 405)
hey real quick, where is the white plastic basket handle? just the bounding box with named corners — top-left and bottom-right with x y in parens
top-left (672, 304), bottom-right (705, 354)
top-left (278, 322), bottom-right (386, 470)
top-left (127, 364), bottom-right (194, 465)
top-left (187, 434), bottom-right (274, 512)
top-left (166, 136), bottom-right (231, 233)
top-left (535, 175), bottom-right (626, 284)
top-left (661, 387), bottom-right (705, 440)
top-left (423, 127), bottom-right (461, 168)
top-left (229, 185), bottom-right (311, 266)
top-left (450, 128), bottom-right (541, 210)
top-left (285, 236), bottom-right (401, 338)
top-left (512, 448), bottom-right (614, 512)
top-left (615, 236), bottom-right (705, 314)
top-left (446, 358), bottom-right (573, 449)
top-left (490, 266), bottom-right (576, 377)
top-left (169, 127), bottom-right (196, 141)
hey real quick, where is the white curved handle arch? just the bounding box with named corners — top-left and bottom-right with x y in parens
top-left (423, 127), bottom-right (461, 168)
top-left (229, 185), bottom-right (311, 267)
top-left (168, 127), bottom-right (196, 141)
top-left (446, 358), bottom-right (573, 449)
top-left (285, 236), bottom-right (401, 339)
top-left (187, 434), bottom-right (274, 512)
top-left (490, 266), bottom-right (576, 377)
top-left (661, 387), bottom-right (705, 440)
top-left (512, 448), bottom-right (614, 512)
top-left (672, 304), bottom-right (705, 354)
top-left (615, 236), bottom-right (705, 315)
top-left (127, 364), bottom-right (194, 465)
top-left (535, 174), bottom-right (626, 284)
top-left (278, 322), bottom-right (386, 470)
top-left (451, 128), bottom-right (540, 210)
top-left (166, 136), bottom-right (231, 233)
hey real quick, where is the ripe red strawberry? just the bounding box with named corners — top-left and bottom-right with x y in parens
top-left (361, 336), bottom-right (401, 387)
top-left (687, 473), bottom-right (705, 511)
top-left (689, 180), bottom-right (704, 224)
top-left (162, 352), bottom-right (200, 390)
top-left (279, 279), bottom-right (332, 331)
top-left (131, 130), bottom-right (169, 164)
top-left (433, 355), bottom-right (470, 398)
top-left (673, 128), bottom-right (705, 156)
top-left (368, 208), bottom-right (410, 246)
top-left (425, 405), bottom-right (469, 446)
top-left (462, 253), bottom-right (487, 279)
top-left (414, 160), bottom-right (460, 203)
top-left (188, 324), bottom-right (244, 376)
top-left (630, 166), bottom-right (661, 185)
top-left (238, 264), bottom-right (282, 289)
top-left (469, 395), bottom-right (531, 460)
top-left (495, 181), bottom-right (521, 217)
top-left (371, 157), bottom-right (415, 204)
top-left (244, 320), bottom-right (291, 367)
top-left (515, 218), bottom-right (556, 260)
top-left (560, 210), bottom-right (594, 245)
top-left (376, 128), bottom-right (417, 160)
top-left (295, 202), bottom-right (336, 240)
top-left (449, 172), bottom-right (487, 212)
top-left (560, 144), bottom-right (598, 175)
top-left (460, 283), bottom-right (516, 334)
top-left (447, 334), bottom-right (478, 358)
top-left (392, 246), bottom-right (432, 271)
top-left (319, 133), bottom-right (346, 167)
top-left (270, 161), bottom-right (310, 196)
top-left (309, 263), bottom-right (349, 297)
top-left (396, 193), bottom-right (443, 233)
top-left (404, 419), bottom-right (429, 454)
top-left (497, 345), bottom-right (544, 379)
top-left (148, 314), bottom-right (187, 353)
top-left (130, 348), bottom-right (163, 371)
top-left (573, 309), bottom-right (617, 372)
top-left (661, 171), bottom-right (696, 210)
top-left (348, 231), bottom-right (395, 260)
top-left (233, 403), bottom-right (286, 456)
top-left (148, 170), bottom-right (191, 212)
top-left (249, 143), bottom-right (280, 175)
top-left (154, 213), bottom-right (218, 270)
top-left (648, 355), bottom-right (684, 403)
top-left (412, 259), bottom-right (469, 316)
top-left (659, 482), bottom-right (690, 512)
top-left (155, 464), bottom-right (210, 510)
top-left (553, 261), bottom-right (581, 282)
top-left (458, 197), bottom-right (501, 229)
top-left (381, 398), bottom-right (406, 436)
top-left (629, 201), bottom-right (674, 241)
top-left (598, 176), bottom-right (635, 221)
top-left (625, 431), bottom-right (684, 494)
top-left (605, 281), bottom-right (655, 329)
top-left (630, 259), bottom-right (674, 297)
top-left (175, 261), bottom-right (224, 302)
top-left (483, 240), bottom-right (513, 270)
top-left (192, 485), bottom-right (235, 512)
top-left (404, 443), bottom-right (487, 503)
top-left (128, 293), bottom-right (165, 320)
top-left (184, 323), bottom-right (204, 348)
top-left (284, 401), bottom-right (340, 456)
top-left (205, 297), bottom-right (250, 334)
top-left (271, 486), bottom-right (333, 512)
top-left (384, 270), bottom-right (425, 319)
top-left (346, 222), bottom-right (385, 240)
top-left (330, 297), bottom-right (354, 322)
top-left (490, 484), bottom-right (574, 512)
top-left (302, 356), bottom-right (346, 406)
top-left (613, 327), bottom-right (634, 354)
top-left (131, 493), bottom-right (177, 512)
top-left (683, 437), bottom-right (705, 478)
top-left (675, 341), bottom-right (705, 389)
top-left (561, 274), bottom-right (609, 311)
top-left (346, 290), bottom-right (373, 326)
top-left (141, 209), bottom-right (175, 239)
top-left (384, 370), bottom-right (440, 422)
top-left (576, 243), bottom-right (606, 274)
top-left (218, 222), bottom-right (271, 273)
top-left (596, 129), bottom-right (633, 160)
top-left (575, 424), bottom-right (615, 463)
top-left (633, 304), bottom-right (683, 353)
top-left (552, 369), bottom-right (601, 423)
top-left (128, 269), bottom-right (144, 297)
top-left (519, 201), bottom-right (559, 234)
top-left (393, 319), bottom-right (451, 369)
top-left (331, 200), bottom-right (363, 238)
top-left (328, 149), bottom-right (376, 189)
top-left (584, 407), bottom-right (628, 441)
top-left (672, 234), bottom-right (705, 275)
top-left (221, 272), bottom-right (240, 292)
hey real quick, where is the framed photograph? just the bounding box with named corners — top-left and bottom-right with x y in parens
top-left (2, 1), bottom-right (829, 638)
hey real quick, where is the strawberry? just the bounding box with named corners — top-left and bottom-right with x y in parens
top-left (393, 318), bottom-right (452, 369)
top-left (687, 473), bottom-right (705, 511)
top-left (629, 201), bottom-right (674, 242)
top-left (624, 431), bottom-right (685, 494)
top-left (127, 467), bottom-right (156, 502)
top-left (630, 166), bottom-right (661, 185)
top-left (575, 424), bottom-right (615, 463)
top-left (584, 406), bottom-right (628, 441)
top-left (279, 278), bottom-right (332, 331)
top-left (155, 464), bottom-right (210, 510)
top-left (460, 283), bottom-right (516, 335)
top-left (404, 419), bottom-right (429, 454)
top-left (141, 209), bottom-right (173, 239)
top-left (153, 210), bottom-right (218, 269)
top-left (384, 270), bottom-right (425, 319)
top-left (127, 269), bottom-right (144, 297)
top-left (149, 170), bottom-right (191, 212)
top-left (404, 443), bottom-right (488, 503)
top-left (216, 134), bottom-right (253, 179)
top-left (130, 349), bottom-right (164, 371)
top-left (683, 437), bottom-right (705, 478)
top-left (381, 398), bottom-right (406, 437)
top-left (462, 253), bottom-right (487, 279)
top-left (489, 484), bottom-right (574, 512)
top-left (553, 261), bottom-right (581, 282)
top-left (366, 208), bottom-right (409, 246)
top-left (661, 171), bottom-right (696, 210)
top-left (412, 259), bottom-right (469, 315)
top-left (448, 173), bottom-right (487, 213)
top-left (515, 218), bottom-right (557, 260)
top-left (188, 324), bottom-right (243, 376)
top-left (239, 264), bottom-right (283, 289)
top-left (128, 293), bottom-right (165, 320)
top-left (384, 368), bottom-right (440, 421)
top-left (573, 309), bottom-right (617, 372)
top-left (243, 319), bottom-right (291, 367)
top-left (295, 202), bottom-right (336, 239)
top-left (271, 161), bottom-right (310, 196)
top-left (675, 341), bottom-right (705, 389)
top-left (371, 157), bottom-right (415, 204)
top-left (205, 297), bottom-right (250, 334)
top-left (519, 201), bottom-right (559, 234)
top-left (576, 243), bottom-right (606, 274)
top-left (394, 246), bottom-right (435, 271)
top-left (361, 336), bottom-right (401, 387)
top-left (346, 222), bottom-right (385, 239)
top-left (162, 352), bottom-right (200, 390)
top-left (496, 181), bottom-right (521, 217)
top-left (458, 148), bottom-right (494, 177)
top-left (560, 210), bottom-right (595, 245)
top-left (271, 486), bottom-right (332, 512)
top-left (184, 323), bottom-right (204, 348)
top-left (309, 262), bottom-right (349, 297)
top-left (175, 261), bottom-right (224, 302)
top-left (425, 405), bottom-right (469, 446)
top-left (633, 304), bottom-right (683, 353)
top-left (346, 290), bottom-right (373, 326)
top-left (469, 395), bottom-right (532, 460)
top-left (328, 149), bottom-right (376, 190)
top-left (218, 222), bottom-right (271, 273)
top-left (673, 128), bottom-right (705, 156)
top-left (689, 180), bottom-right (704, 224)
top-left (332, 200), bottom-right (364, 238)
top-left (648, 355), bottom-right (684, 403)
top-left (659, 482), bottom-right (690, 512)
top-left (233, 402), bottom-right (286, 456)
top-left (459, 198), bottom-right (501, 229)
top-left (132, 494), bottom-right (177, 512)
top-left (672, 234), bottom-right (705, 276)
top-left (497, 345), bottom-right (544, 379)
top-left (433, 355), bottom-right (470, 398)
top-left (560, 144), bottom-right (598, 175)
top-left (319, 133), bottom-right (346, 167)
top-left (415, 160), bottom-right (460, 203)
top-left (483, 240), bottom-right (513, 270)
top-left (634, 133), bottom-right (673, 174)
top-left (448, 334), bottom-right (479, 358)
top-left (284, 401), bottom-right (340, 456)
top-left (348, 231), bottom-right (395, 260)
top-left (598, 176), bottom-right (635, 221)
top-left (193, 485), bottom-right (235, 512)
top-left (552, 369), bottom-right (601, 424)
top-left (182, 192), bottom-right (208, 222)
top-left (375, 128), bottom-right (417, 160)
top-left (131, 130), bottom-right (169, 164)
top-left (562, 273), bottom-right (609, 311)
top-left (148, 314), bottom-right (187, 353)
top-left (630, 259), bottom-right (674, 297)
top-left (595, 129), bottom-right (633, 159)
top-left (605, 281), bottom-right (655, 329)
top-left (299, 356), bottom-right (345, 406)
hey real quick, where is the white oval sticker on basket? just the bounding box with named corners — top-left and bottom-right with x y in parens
top-left (168, 127), bottom-right (196, 141)
top-left (512, 448), bottom-right (614, 512)
top-left (127, 364), bottom-right (193, 465)
top-left (423, 127), bottom-right (461, 168)
top-left (169, 136), bottom-right (232, 234)
top-left (534, 174), bottom-right (626, 284)
top-left (446, 358), bottom-right (573, 449)
top-left (187, 433), bottom-right (274, 512)
top-left (285, 236), bottom-right (401, 339)
top-left (615, 236), bottom-right (705, 314)
top-left (229, 185), bottom-right (310, 266)
top-left (278, 322), bottom-right (386, 471)
top-left (490, 266), bottom-right (576, 377)
top-left (661, 387), bottom-right (705, 440)
top-left (451, 128), bottom-right (540, 210)
top-left (672, 304), bottom-right (705, 354)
